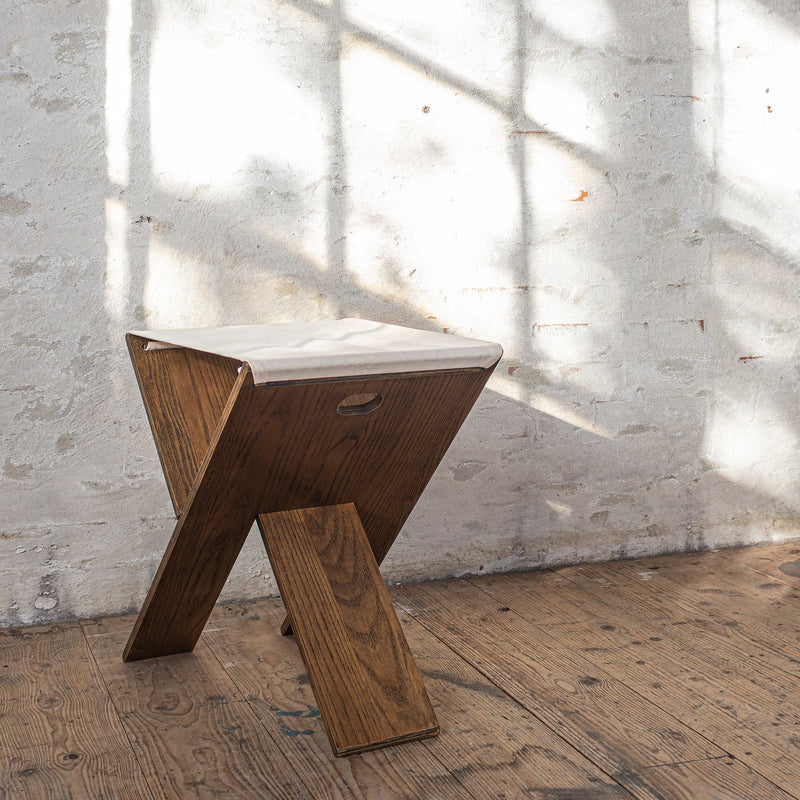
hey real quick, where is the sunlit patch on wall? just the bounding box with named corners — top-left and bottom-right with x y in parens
top-left (143, 238), bottom-right (222, 328)
top-left (536, 0), bottom-right (616, 47)
top-left (345, 0), bottom-right (515, 97)
top-left (149, 26), bottom-right (327, 190)
top-left (690, 0), bottom-right (800, 260)
top-left (703, 397), bottom-right (800, 504)
top-left (714, 243), bottom-right (800, 360)
top-left (342, 41), bottom-right (518, 318)
top-left (105, 0), bottom-right (131, 187)
top-left (546, 499), bottom-right (573, 517)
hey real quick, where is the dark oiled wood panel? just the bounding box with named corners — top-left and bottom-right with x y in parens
top-left (86, 616), bottom-right (307, 799)
top-left (126, 334), bottom-right (241, 514)
top-left (123, 369), bottom-right (256, 661)
top-left (259, 504), bottom-right (438, 756)
top-left (0, 623), bottom-right (152, 799)
top-left (124, 364), bottom-right (494, 662)
top-left (242, 365), bottom-right (495, 565)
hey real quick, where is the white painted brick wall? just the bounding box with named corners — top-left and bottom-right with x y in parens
top-left (2, 0), bottom-right (800, 624)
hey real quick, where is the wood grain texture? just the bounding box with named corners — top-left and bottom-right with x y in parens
top-left (595, 550), bottom-right (800, 637)
top-left (124, 363), bottom-right (494, 662)
top-left (544, 561), bottom-right (800, 795)
top-left (397, 612), bottom-right (635, 799)
top-left (467, 568), bottom-right (605, 626)
top-left (126, 334), bottom-right (241, 514)
top-left (393, 578), bottom-right (724, 774)
top-left (123, 368), bottom-right (255, 661)
top-left (591, 552), bottom-right (800, 677)
top-left (258, 504), bottom-right (438, 756)
top-left (615, 758), bottom-right (797, 800)
top-left (202, 597), bottom-right (634, 799)
top-left (240, 366), bottom-right (495, 566)
top-left (0, 623), bottom-right (152, 800)
top-left (725, 540), bottom-right (800, 586)
top-left (554, 556), bottom-right (800, 695)
top-left (0, 745), bottom-right (152, 800)
top-left (547, 617), bottom-right (800, 795)
top-left (7, 543), bottom-right (800, 798)
top-left (203, 599), bottom-right (484, 800)
top-left (86, 616), bottom-right (308, 799)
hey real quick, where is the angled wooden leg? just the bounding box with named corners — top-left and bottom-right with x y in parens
top-left (258, 504), bottom-right (439, 757)
top-left (124, 369), bottom-right (262, 662)
top-left (126, 334), bottom-right (240, 515)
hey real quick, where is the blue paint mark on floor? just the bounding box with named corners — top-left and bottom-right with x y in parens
top-left (271, 704), bottom-right (320, 736)
top-left (274, 706), bottom-right (320, 719)
top-left (279, 722), bottom-right (315, 737)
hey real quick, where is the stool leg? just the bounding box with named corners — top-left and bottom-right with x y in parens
top-left (278, 616), bottom-right (294, 637)
top-left (124, 370), bottom-right (262, 662)
top-left (258, 504), bottom-right (439, 756)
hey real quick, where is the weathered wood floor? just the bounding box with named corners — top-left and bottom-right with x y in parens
top-left (4, 540), bottom-right (800, 799)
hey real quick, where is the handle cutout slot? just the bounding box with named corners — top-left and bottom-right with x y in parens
top-left (337, 392), bottom-right (383, 416)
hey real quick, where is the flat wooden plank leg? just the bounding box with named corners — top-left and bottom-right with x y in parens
top-left (258, 503), bottom-right (439, 757)
top-left (124, 370), bottom-right (263, 662)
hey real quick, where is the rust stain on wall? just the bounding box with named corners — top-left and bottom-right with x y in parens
top-left (571, 190), bottom-right (589, 202)
top-left (739, 355), bottom-right (764, 363)
top-left (657, 94), bottom-right (702, 101)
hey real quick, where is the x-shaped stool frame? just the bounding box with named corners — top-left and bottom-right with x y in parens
top-left (123, 321), bottom-right (501, 756)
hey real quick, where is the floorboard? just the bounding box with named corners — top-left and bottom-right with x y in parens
top-left (0, 623), bottom-right (151, 800)
top-left (82, 616), bottom-right (306, 799)
top-left (615, 757), bottom-right (797, 800)
top-left (202, 600), bottom-right (471, 800)
top-left (1, 541), bottom-right (800, 799)
top-left (394, 579), bottom-right (724, 773)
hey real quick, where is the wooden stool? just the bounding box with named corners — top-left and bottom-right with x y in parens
top-left (123, 318), bottom-right (502, 756)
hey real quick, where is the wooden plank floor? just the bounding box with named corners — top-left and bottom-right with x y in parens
top-left (3, 540), bottom-right (800, 799)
